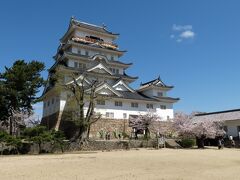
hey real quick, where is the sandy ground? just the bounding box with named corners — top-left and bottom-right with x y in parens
top-left (0, 148), bottom-right (240, 180)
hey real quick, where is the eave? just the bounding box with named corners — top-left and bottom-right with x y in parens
top-left (58, 66), bottom-right (138, 83)
top-left (63, 52), bottom-right (132, 69)
top-left (138, 84), bottom-right (173, 92)
top-left (152, 96), bottom-right (180, 103)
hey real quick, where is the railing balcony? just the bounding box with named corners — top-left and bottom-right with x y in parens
top-left (72, 36), bottom-right (118, 50)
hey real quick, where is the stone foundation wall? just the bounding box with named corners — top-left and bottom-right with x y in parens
top-left (41, 113), bottom-right (133, 140)
top-left (89, 119), bottom-right (132, 139)
top-left (80, 140), bottom-right (157, 151)
top-left (41, 112), bottom-right (59, 130)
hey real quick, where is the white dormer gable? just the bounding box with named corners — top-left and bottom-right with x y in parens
top-left (65, 74), bottom-right (91, 86)
top-left (92, 54), bottom-right (109, 61)
top-left (87, 63), bottom-right (112, 75)
top-left (112, 80), bottom-right (135, 92)
top-left (155, 80), bottom-right (165, 86)
top-left (96, 83), bottom-right (122, 97)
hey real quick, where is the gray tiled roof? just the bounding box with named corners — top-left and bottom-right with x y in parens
top-left (139, 76), bottom-right (173, 91)
top-left (117, 91), bottom-right (157, 101)
top-left (193, 109), bottom-right (240, 122)
top-left (71, 18), bottom-right (119, 36)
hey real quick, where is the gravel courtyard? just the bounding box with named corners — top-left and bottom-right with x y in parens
top-left (0, 148), bottom-right (240, 180)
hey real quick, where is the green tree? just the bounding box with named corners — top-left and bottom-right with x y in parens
top-left (0, 60), bottom-right (45, 134)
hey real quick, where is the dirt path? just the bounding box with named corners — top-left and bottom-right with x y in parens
top-left (0, 148), bottom-right (240, 180)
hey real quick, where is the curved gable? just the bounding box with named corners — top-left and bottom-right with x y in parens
top-left (87, 63), bottom-right (112, 75)
top-left (113, 79), bottom-right (135, 92)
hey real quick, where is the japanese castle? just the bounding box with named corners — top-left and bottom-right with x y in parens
top-left (41, 17), bottom-right (179, 129)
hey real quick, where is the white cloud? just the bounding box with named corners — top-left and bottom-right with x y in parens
top-left (179, 30), bottom-right (195, 39)
top-left (171, 24), bottom-right (195, 42)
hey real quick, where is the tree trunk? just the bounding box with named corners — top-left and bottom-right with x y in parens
top-left (9, 117), bottom-right (13, 135)
top-left (197, 136), bottom-right (205, 149)
top-left (144, 128), bottom-right (150, 140)
top-left (72, 125), bottom-right (89, 147)
top-left (87, 125), bottom-right (91, 139)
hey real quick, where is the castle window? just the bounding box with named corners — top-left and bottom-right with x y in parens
top-left (158, 92), bottom-right (163, 97)
top-left (78, 49), bottom-right (81, 54)
top-left (131, 102), bottom-right (138, 108)
top-left (160, 105), bottom-right (166, 109)
top-left (106, 112), bottom-right (114, 118)
top-left (97, 99), bottom-right (105, 105)
top-left (110, 68), bottom-right (119, 74)
top-left (111, 56), bottom-right (114, 60)
top-left (146, 104), bottom-right (153, 109)
top-left (85, 51), bottom-right (89, 56)
top-left (74, 62), bottom-right (78, 68)
top-left (52, 98), bottom-right (54, 104)
top-left (47, 101), bottom-right (50, 107)
top-left (79, 63), bottom-right (86, 70)
top-left (224, 126), bottom-right (228, 133)
top-left (115, 101), bottom-right (122, 107)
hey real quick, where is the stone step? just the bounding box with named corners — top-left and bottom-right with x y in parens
top-left (165, 139), bottom-right (182, 149)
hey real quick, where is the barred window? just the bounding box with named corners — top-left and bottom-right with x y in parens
top-left (74, 62), bottom-right (78, 68)
top-left (158, 92), bottom-right (163, 97)
top-left (146, 104), bottom-right (153, 109)
top-left (106, 112), bottom-right (114, 118)
top-left (131, 102), bottom-right (138, 108)
top-left (97, 100), bottom-right (105, 105)
top-left (115, 101), bottom-right (122, 106)
top-left (160, 105), bottom-right (166, 109)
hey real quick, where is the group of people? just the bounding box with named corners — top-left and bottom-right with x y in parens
top-left (217, 135), bottom-right (235, 149)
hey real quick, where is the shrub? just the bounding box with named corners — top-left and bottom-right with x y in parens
top-left (0, 131), bottom-right (22, 154)
top-left (98, 129), bottom-right (105, 139)
top-left (51, 130), bottom-right (67, 153)
top-left (122, 132), bottom-right (129, 139)
top-left (179, 138), bottom-right (196, 148)
top-left (23, 125), bottom-right (66, 153)
top-left (0, 131), bottom-right (8, 142)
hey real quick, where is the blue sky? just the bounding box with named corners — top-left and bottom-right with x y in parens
top-left (1, 0), bottom-right (240, 117)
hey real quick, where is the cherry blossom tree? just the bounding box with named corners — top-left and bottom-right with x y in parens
top-left (130, 112), bottom-right (161, 139)
top-left (172, 112), bottom-right (195, 138)
top-left (172, 112), bottom-right (226, 148)
top-left (192, 120), bottom-right (225, 148)
top-left (130, 112), bottom-right (172, 138)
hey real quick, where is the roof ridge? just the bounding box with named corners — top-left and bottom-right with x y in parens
top-left (195, 108), bottom-right (240, 116)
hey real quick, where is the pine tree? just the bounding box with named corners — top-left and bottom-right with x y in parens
top-left (0, 60), bottom-right (45, 134)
